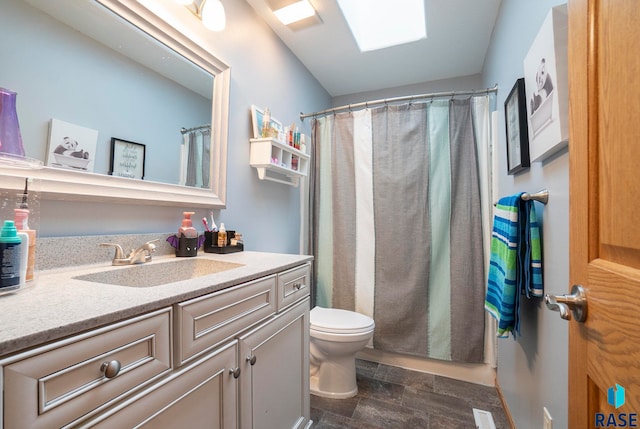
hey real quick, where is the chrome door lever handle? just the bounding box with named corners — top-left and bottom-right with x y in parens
top-left (544, 284), bottom-right (587, 322)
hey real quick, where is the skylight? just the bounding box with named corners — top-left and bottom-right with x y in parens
top-left (336, 0), bottom-right (427, 52)
top-left (273, 1), bottom-right (316, 26)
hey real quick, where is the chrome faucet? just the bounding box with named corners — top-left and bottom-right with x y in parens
top-left (100, 239), bottom-right (159, 265)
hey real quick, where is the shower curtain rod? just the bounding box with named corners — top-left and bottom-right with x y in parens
top-left (180, 124), bottom-right (211, 134)
top-left (300, 84), bottom-right (498, 121)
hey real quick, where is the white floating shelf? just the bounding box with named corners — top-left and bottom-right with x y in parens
top-left (249, 138), bottom-right (310, 187)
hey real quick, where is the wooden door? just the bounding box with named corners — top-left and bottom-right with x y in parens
top-left (569, 0), bottom-right (640, 427)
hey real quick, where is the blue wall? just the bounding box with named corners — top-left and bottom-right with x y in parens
top-left (482, 1), bottom-right (569, 427)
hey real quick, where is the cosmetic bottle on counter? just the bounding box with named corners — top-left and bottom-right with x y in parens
top-left (217, 223), bottom-right (227, 247)
top-left (14, 194), bottom-right (36, 281)
top-left (0, 220), bottom-right (22, 291)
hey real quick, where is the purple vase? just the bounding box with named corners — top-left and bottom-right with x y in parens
top-left (0, 88), bottom-right (25, 157)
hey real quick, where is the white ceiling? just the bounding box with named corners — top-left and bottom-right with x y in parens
top-left (245, 0), bottom-right (503, 97)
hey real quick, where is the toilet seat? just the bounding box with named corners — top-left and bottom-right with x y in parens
top-left (310, 307), bottom-right (375, 335)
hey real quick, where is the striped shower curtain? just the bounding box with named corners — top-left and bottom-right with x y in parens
top-left (310, 97), bottom-right (490, 363)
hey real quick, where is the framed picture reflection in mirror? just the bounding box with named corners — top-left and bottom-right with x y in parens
top-left (109, 138), bottom-right (146, 180)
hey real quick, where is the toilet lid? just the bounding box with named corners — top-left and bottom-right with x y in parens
top-left (310, 307), bottom-right (375, 334)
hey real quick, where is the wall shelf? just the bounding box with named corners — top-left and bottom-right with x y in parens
top-left (249, 138), bottom-right (310, 187)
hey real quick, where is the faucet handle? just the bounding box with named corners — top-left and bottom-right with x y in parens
top-left (100, 243), bottom-right (125, 260)
top-left (143, 239), bottom-right (159, 254)
top-left (138, 239), bottom-right (159, 263)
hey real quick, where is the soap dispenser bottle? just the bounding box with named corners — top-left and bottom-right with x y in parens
top-left (177, 211), bottom-right (198, 257)
top-left (0, 220), bottom-right (23, 291)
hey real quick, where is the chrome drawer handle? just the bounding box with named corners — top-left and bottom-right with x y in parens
top-left (293, 282), bottom-right (303, 291)
top-left (229, 367), bottom-right (241, 378)
top-left (100, 360), bottom-right (122, 379)
top-left (246, 355), bottom-right (257, 366)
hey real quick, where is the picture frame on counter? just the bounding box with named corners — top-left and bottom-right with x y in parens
top-left (504, 78), bottom-right (530, 175)
top-left (109, 137), bottom-right (146, 180)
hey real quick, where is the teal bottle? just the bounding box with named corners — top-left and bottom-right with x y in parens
top-left (0, 220), bottom-right (22, 290)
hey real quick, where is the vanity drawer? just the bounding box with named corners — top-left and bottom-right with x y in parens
top-left (175, 275), bottom-right (276, 366)
top-left (1, 308), bottom-right (172, 429)
top-left (277, 263), bottom-right (311, 311)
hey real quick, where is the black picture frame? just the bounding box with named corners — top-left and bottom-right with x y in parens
top-left (109, 137), bottom-right (146, 180)
top-left (504, 78), bottom-right (530, 175)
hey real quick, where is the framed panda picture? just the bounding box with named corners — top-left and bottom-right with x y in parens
top-left (523, 4), bottom-right (569, 162)
top-left (46, 118), bottom-right (98, 172)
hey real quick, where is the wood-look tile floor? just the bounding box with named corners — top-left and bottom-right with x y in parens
top-left (310, 359), bottom-right (510, 429)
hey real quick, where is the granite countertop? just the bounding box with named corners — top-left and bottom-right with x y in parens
top-left (0, 251), bottom-right (312, 357)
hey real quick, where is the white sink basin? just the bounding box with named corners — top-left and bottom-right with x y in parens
top-left (74, 258), bottom-right (244, 287)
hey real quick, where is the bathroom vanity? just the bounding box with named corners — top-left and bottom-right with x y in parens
top-left (0, 251), bottom-right (312, 429)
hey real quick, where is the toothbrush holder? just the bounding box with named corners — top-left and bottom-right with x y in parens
top-left (203, 231), bottom-right (243, 254)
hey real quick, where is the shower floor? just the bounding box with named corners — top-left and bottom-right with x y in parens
top-left (310, 359), bottom-right (511, 428)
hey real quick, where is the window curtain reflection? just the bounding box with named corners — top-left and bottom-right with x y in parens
top-left (180, 127), bottom-right (211, 188)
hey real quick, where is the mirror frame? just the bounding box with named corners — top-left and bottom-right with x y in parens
top-left (0, 0), bottom-right (229, 208)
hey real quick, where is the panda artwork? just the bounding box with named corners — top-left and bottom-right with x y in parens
top-left (529, 58), bottom-right (554, 114)
top-left (46, 119), bottom-right (98, 171)
top-left (53, 137), bottom-right (90, 159)
top-left (522, 5), bottom-right (568, 162)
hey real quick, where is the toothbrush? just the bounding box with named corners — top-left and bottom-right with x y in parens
top-left (202, 217), bottom-right (210, 232)
top-left (210, 211), bottom-right (218, 232)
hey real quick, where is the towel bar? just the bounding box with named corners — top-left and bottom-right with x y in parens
top-left (494, 189), bottom-right (549, 206)
top-left (521, 189), bottom-right (549, 204)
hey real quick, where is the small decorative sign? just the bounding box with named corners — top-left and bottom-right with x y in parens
top-left (109, 137), bottom-right (145, 180)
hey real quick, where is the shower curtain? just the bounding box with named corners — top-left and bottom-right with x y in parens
top-left (179, 127), bottom-right (211, 188)
top-left (310, 97), bottom-right (491, 363)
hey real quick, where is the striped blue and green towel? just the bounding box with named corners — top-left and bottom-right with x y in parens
top-left (484, 193), bottom-right (543, 338)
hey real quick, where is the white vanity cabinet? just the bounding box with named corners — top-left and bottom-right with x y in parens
top-left (174, 274), bottom-right (277, 366)
top-left (85, 340), bottom-right (239, 428)
top-left (0, 308), bottom-right (172, 429)
top-left (239, 297), bottom-right (310, 429)
top-left (0, 260), bottom-right (312, 429)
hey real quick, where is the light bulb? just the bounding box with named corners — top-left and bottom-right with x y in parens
top-left (201, 0), bottom-right (226, 31)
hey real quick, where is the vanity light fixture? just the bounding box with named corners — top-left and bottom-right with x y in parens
top-left (176, 0), bottom-right (226, 31)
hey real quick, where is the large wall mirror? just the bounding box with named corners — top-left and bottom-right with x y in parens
top-left (0, 0), bottom-right (229, 207)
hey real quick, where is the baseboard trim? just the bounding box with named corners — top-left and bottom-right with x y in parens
top-left (495, 379), bottom-right (516, 429)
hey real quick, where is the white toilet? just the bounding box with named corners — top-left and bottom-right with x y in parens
top-left (309, 306), bottom-right (375, 399)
